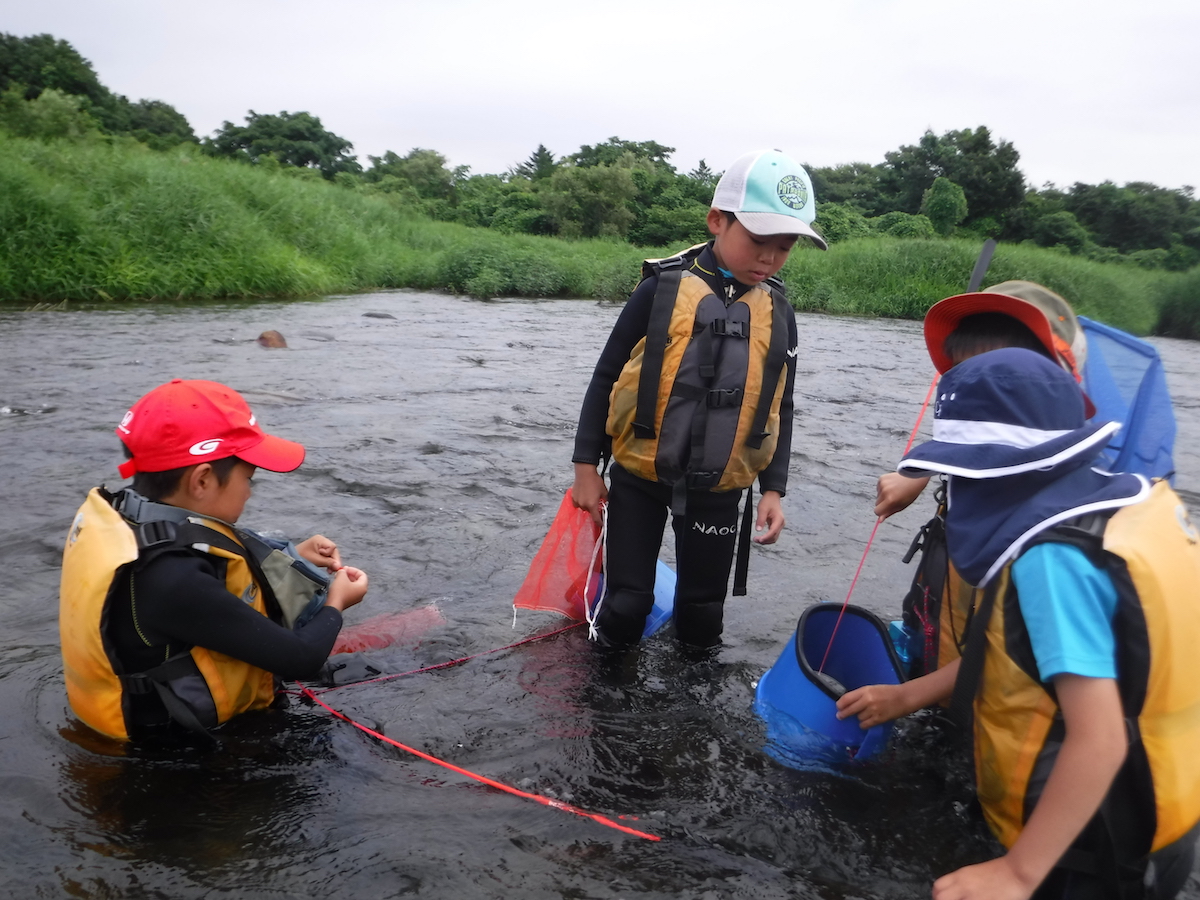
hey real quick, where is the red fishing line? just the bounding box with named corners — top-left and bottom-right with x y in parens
top-left (818, 372), bottom-right (940, 672)
top-left (300, 686), bottom-right (660, 842)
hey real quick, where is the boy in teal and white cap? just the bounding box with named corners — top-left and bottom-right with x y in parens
top-left (571, 149), bottom-right (826, 651)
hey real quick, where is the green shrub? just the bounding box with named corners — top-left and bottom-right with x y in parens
top-left (1154, 267), bottom-right (1200, 339)
top-left (780, 237), bottom-right (1172, 334)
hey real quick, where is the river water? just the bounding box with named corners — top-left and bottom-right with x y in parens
top-left (2, 290), bottom-right (1198, 900)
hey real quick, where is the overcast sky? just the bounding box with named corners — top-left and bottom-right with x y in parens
top-left (7, 0), bottom-right (1199, 191)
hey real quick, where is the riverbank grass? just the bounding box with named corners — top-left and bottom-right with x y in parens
top-left (1, 131), bottom-right (1191, 338)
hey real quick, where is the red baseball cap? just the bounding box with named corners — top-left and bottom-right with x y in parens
top-left (116, 379), bottom-right (305, 478)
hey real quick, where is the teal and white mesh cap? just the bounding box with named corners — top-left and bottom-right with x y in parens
top-left (711, 149), bottom-right (827, 249)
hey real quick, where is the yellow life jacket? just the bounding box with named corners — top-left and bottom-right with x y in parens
top-left (971, 481), bottom-right (1200, 855)
top-left (606, 246), bottom-right (791, 493)
top-left (59, 487), bottom-right (279, 742)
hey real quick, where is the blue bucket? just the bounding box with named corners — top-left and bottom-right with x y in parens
top-left (589, 560), bottom-right (677, 639)
top-left (643, 560), bottom-right (676, 638)
top-left (755, 603), bottom-right (906, 765)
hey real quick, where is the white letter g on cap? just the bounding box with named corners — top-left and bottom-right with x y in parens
top-left (189, 439), bottom-right (223, 456)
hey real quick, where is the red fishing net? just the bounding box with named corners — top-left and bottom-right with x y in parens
top-left (512, 490), bottom-right (602, 621)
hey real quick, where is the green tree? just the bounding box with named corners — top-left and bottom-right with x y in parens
top-left (1064, 181), bottom-right (1195, 254)
top-left (687, 159), bottom-right (719, 190)
top-left (364, 148), bottom-right (467, 203)
top-left (1031, 210), bottom-right (1092, 254)
top-left (877, 126), bottom-right (1025, 226)
top-left (513, 144), bottom-right (557, 181)
top-left (205, 110), bottom-right (360, 179)
top-left (126, 99), bottom-right (196, 149)
top-left (569, 136), bottom-right (676, 171)
top-left (814, 203), bottom-right (871, 243)
top-left (543, 163), bottom-right (638, 238)
top-left (808, 161), bottom-right (884, 212)
top-left (0, 33), bottom-right (108, 106)
top-left (920, 176), bottom-right (968, 235)
top-left (0, 32), bottom-right (196, 145)
top-left (0, 84), bottom-right (98, 139)
top-left (877, 212), bottom-right (937, 239)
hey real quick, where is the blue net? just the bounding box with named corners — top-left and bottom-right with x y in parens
top-left (1080, 316), bottom-right (1176, 482)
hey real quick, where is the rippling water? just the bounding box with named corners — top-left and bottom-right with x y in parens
top-left (2, 291), bottom-right (1197, 899)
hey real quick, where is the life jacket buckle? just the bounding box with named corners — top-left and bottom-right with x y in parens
top-left (686, 471), bottom-right (722, 489)
top-left (120, 673), bottom-right (154, 695)
top-left (134, 519), bottom-right (177, 550)
top-left (710, 319), bottom-right (746, 338)
top-left (631, 423), bottom-right (656, 439)
top-left (707, 388), bottom-right (744, 409)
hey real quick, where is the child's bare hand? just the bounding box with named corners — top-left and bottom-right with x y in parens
top-left (296, 535), bottom-right (343, 571)
top-left (835, 683), bottom-right (909, 729)
top-left (754, 491), bottom-right (785, 544)
top-left (324, 566), bottom-right (368, 612)
top-left (932, 857), bottom-right (1038, 900)
top-left (571, 464), bottom-right (608, 527)
top-left (875, 473), bottom-right (930, 519)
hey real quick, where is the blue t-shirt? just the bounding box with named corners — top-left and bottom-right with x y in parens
top-left (1010, 542), bottom-right (1119, 682)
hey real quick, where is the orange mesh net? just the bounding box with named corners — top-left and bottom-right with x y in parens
top-left (513, 489), bottom-right (602, 621)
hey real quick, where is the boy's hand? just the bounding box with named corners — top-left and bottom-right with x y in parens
top-left (571, 464), bottom-right (608, 527)
top-left (932, 857), bottom-right (1037, 900)
top-left (754, 490), bottom-right (785, 544)
top-left (875, 473), bottom-right (931, 519)
top-left (837, 662), bottom-right (960, 728)
top-left (324, 566), bottom-right (368, 612)
top-left (297, 535), bottom-right (343, 571)
top-left (836, 683), bottom-right (910, 729)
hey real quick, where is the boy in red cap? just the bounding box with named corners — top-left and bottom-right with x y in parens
top-left (60, 379), bottom-right (368, 743)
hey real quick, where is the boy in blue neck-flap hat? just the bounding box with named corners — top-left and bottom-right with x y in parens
top-left (836, 348), bottom-right (1200, 900)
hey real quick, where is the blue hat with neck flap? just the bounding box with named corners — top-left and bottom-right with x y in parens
top-left (898, 348), bottom-right (1148, 586)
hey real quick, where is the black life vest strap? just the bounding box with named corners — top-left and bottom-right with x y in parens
top-left (132, 518), bottom-right (284, 624)
top-left (745, 282), bottom-right (790, 451)
top-left (632, 263), bottom-right (684, 440)
top-left (120, 653), bottom-right (218, 742)
top-left (949, 577), bottom-right (1001, 731)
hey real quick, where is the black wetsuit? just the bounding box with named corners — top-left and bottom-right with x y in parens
top-left (107, 549), bottom-right (342, 735)
top-left (573, 243), bottom-right (798, 646)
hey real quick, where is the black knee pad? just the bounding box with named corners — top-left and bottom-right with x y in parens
top-left (673, 600), bottom-right (724, 648)
top-left (593, 589), bottom-right (655, 648)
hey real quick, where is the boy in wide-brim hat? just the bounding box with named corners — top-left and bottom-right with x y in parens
top-left (839, 348), bottom-right (1200, 900)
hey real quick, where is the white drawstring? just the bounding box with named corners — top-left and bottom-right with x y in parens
top-left (585, 501), bottom-right (608, 642)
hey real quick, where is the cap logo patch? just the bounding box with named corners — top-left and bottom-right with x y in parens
top-left (249, 414), bottom-right (256, 426)
top-left (777, 175), bottom-right (809, 210)
top-left (189, 439), bottom-right (223, 455)
top-left (118, 410), bottom-right (134, 434)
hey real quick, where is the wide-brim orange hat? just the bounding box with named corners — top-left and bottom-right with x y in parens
top-left (924, 280), bottom-right (1094, 415)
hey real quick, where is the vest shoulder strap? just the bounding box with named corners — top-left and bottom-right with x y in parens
top-left (631, 265), bottom-right (684, 440)
top-left (131, 518), bottom-right (283, 623)
top-left (745, 285), bottom-right (791, 451)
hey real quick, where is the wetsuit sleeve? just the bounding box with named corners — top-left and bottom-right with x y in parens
top-left (132, 552), bottom-right (343, 680)
top-left (1012, 542), bottom-right (1119, 681)
top-left (757, 305), bottom-right (798, 497)
top-left (571, 275), bottom-right (657, 466)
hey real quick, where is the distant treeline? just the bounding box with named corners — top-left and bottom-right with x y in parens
top-left (4, 131), bottom-right (1195, 341)
top-left (1, 31), bottom-right (1198, 340)
top-left (4, 31), bottom-right (1200, 272)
